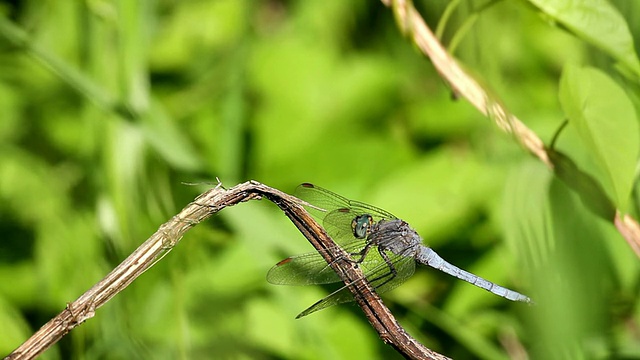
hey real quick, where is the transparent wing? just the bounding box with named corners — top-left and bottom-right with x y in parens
top-left (296, 183), bottom-right (397, 221)
top-left (296, 183), bottom-right (397, 246)
top-left (295, 251), bottom-right (416, 318)
top-left (321, 209), bottom-right (360, 245)
top-left (361, 251), bottom-right (416, 294)
top-left (295, 286), bottom-right (355, 318)
top-left (267, 241), bottom-right (367, 285)
top-left (295, 183), bottom-right (352, 218)
top-left (267, 253), bottom-right (342, 285)
top-left (295, 183), bottom-right (396, 220)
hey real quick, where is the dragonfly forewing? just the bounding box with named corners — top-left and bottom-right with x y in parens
top-left (322, 209), bottom-right (362, 244)
top-left (295, 183), bottom-right (352, 219)
top-left (296, 183), bottom-right (397, 223)
top-left (267, 241), bottom-right (369, 285)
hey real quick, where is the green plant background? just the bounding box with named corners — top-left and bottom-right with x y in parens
top-left (1, 1), bottom-right (639, 359)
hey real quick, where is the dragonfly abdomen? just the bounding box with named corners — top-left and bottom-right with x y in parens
top-left (416, 246), bottom-right (532, 303)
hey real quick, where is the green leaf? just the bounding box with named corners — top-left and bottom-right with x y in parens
top-left (527, 0), bottom-right (640, 76)
top-left (559, 65), bottom-right (639, 211)
top-left (503, 161), bottom-right (615, 359)
top-left (547, 148), bottom-right (615, 220)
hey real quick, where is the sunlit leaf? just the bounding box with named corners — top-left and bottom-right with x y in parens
top-left (559, 65), bottom-right (639, 211)
top-left (527, 0), bottom-right (640, 76)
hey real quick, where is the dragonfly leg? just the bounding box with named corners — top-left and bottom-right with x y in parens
top-left (364, 247), bottom-right (397, 289)
top-left (323, 242), bottom-right (392, 286)
top-left (353, 241), bottom-right (378, 263)
top-left (328, 241), bottom-right (376, 267)
top-left (323, 243), bottom-right (370, 271)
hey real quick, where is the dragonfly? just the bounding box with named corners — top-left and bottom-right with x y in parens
top-left (267, 183), bottom-right (532, 318)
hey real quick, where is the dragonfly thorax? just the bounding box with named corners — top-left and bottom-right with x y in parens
top-left (368, 219), bottom-right (422, 257)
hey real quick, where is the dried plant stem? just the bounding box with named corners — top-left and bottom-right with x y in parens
top-left (6, 181), bottom-right (448, 360)
top-left (380, 0), bottom-right (640, 258)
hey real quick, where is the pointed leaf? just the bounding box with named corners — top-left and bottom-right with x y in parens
top-left (559, 65), bottom-right (639, 211)
top-left (527, 0), bottom-right (640, 76)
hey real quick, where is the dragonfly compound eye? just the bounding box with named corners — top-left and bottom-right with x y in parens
top-left (351, 214), bottom-right (373, 239)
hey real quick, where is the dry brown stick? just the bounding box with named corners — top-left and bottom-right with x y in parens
top-left (5, 181), bottom-right (448, 360)
top-left (381, 0), bottom-right (640, 258)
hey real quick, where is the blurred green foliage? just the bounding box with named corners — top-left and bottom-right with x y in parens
top-left (0, 0), bottom-right (639, 359)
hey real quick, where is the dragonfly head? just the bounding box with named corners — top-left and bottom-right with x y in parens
top-left (351, 214), bottom-right (374, 239)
